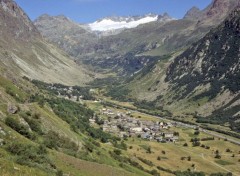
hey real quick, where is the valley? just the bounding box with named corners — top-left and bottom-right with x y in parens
top-left (0, 0), bottom-right (240, 175)
top-left (31, 80), bottom-right (240, 175)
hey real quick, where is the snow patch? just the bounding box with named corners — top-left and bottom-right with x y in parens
top-left (89, 16), bottom-right (158, 31)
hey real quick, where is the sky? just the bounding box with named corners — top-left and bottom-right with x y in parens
top-left (14, 0), bottom-right (212, 23)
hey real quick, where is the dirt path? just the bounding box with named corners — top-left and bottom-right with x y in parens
top-left (173, 144), bottom-right (239, 175)
top-left (201, 153), bottom-right (239, 176)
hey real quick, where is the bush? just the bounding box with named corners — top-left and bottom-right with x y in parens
top-left (138, 157), bottom-right (154, 166)
top-left (56, 170), bottom-right (63, 176)
top-left (157, 166), bottom-right (174, 174)
top-left (43, 130), bottom-right (78, 153)
top-left (226, 148), bottom-right (231, 153)
top-left (175, 171), bottom-right (205, 176)
top-left (6, 142), bottom-right (53, 170)
top-left (113, 149), bottom-right (122, 155)
top-left (194, 131), bottom-right (200, 135)
top-left (205, 146), bottom-right (210, 149)
top-left (146, 146), bottom-right (152, 154)
top-left (215, 154), bottom-right (221, 159)
top-left (20, 112), bottom-right (43, 135)
top-left (5, 116), bottom-right (35, 139)
top-left (150, 169), bottom-right (160, 176)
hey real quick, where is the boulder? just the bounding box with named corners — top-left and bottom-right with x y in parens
top-left (7, 104), bottom-right (18, 114)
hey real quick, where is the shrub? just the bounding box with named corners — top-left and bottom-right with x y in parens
top-left (5, 116), bottom-right (35, 139)
top-left (157, 166), bottom-right (174, 174)
top-left (226, 148), bottom-right (231, 152)
top-left (56, 170), bottom-right (63, 176)
top-left (150, 169), bottom-right (160, 176)
top-left (20, 112), bottom-right (43, 135)
top-left (194, 131), bottom-right (200, 135)
top-left (113, 149), bottom-right (122, 155)
top-left (147, 146), bottom-right (152, 154)
top-left (43, 130), bottom-right (78, 152)
top-left (215, 154), bottom-right (221, 159)
top-left (6, 141), bottom-right (53, 170)
top-left (138, 157), bottom-right (154, 166)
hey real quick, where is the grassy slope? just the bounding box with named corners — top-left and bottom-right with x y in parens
top-left (0, 75), bottom-right (151, 176)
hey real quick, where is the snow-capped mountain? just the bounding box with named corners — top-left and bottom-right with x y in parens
top-left (88, 13), bottom-right (173, 31)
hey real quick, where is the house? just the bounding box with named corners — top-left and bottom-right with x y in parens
top-left (155, 137), bottom-right (163, 142)
top-left (130, 127), bottom-right (143, 133)
top-left (163, 131), bottom-right (174, 138)
top-left (143, 127), bottom-right (150, 132)
top-left (141, 133), bottom-right (150, 139)
top-left (170, 136), bottom-right (179, 143)
top-left (119, 132), bottom-right (128, 138)
top-left (140, 132), bottom-right (153, 140)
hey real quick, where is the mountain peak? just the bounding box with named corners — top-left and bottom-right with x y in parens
top-left (183, 6), bottom-right (202, 20)
top-left (36, 14), bottom-right (71, 23)
top-left (0, 0), bottom-right (40, 39)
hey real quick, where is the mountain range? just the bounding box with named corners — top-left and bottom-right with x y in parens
top-left (0, 0), bottom-right (240, 175)
top-left (0, 0), bottom-right (239, 118)
top-left (34, 0), bottom-right (240, 77)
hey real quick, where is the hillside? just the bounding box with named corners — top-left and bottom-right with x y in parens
top-left (0, 72), bottom-right (156, 176)
top-left (0, 0), bottom-right (95, 86)
top-left (124, 7), bottom-right (240, 133)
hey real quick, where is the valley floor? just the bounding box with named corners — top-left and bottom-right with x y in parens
top-left (86, 99), bottom-right (240, 176)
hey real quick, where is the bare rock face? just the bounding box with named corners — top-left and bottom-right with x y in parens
top-left (0, 0), bottom-right (40, 40)
top-left (200, 0), bottom-right (240, 23)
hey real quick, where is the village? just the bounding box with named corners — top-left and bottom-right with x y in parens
top-left (89, 108), bottom-right (180, 143)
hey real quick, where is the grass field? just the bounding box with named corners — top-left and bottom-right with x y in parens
top-left (86, 101), bottom-right (240, 176)
top-left (122, 128), bottom-right (240, 176)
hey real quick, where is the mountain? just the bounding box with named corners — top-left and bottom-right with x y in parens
top-left (165, 6), bottom-right (240, 114)
top-left (196, 0), bottom-right (240, 24)
top-left (88, 13), bottom-right (173, 32)
top-left (183, 7), bottom-right (202, 20)
top-left (125, 7), bottom-right (240, 130)
top-left (34, 14), bottom-right (98, 57)
top-left (34, 13), bottom-right (174, 75)
top-left (0, 0), bottom-right (95, 85)
top-left (34, 0), bottom-right (240, 78)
